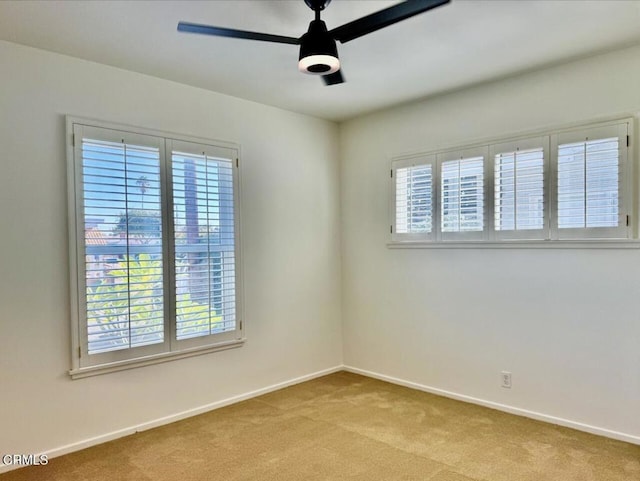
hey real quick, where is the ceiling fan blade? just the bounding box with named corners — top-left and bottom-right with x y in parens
top-left (178, 22), bottom-right (300, 45)
top-left (322, 70), bottom-right (345, 86)
top-left (329, 0), bottom-right (450, 44)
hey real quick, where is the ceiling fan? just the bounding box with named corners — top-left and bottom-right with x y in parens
top-left (177, 0), bottom-right (450, 86)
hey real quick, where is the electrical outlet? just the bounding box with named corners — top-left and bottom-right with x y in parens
top-left (501, 371), bottom-right (512, 389)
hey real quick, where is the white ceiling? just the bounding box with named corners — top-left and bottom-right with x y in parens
top-left (1, 0), bottom-right (640, 121)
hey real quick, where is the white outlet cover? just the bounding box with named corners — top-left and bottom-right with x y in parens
top-left (501, 371), bottom-right (512, 388)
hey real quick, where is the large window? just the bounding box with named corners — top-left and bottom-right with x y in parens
top-left (68, 119), bottom-right (243, 377)
top-left (390, 118), bottom-right (632, 245)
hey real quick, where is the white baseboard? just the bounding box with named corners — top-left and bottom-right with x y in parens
top-left (0, 365), bottom-right (343, 474)
top-left (343, 365), bottom-right (640, 446)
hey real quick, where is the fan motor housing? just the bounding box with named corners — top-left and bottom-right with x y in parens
top-left (304, 0), bottom-right (332, 10)
top-left (298, 20), bottom-right (340, 75)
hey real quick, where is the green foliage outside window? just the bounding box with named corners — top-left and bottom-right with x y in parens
top-left (86, 254), bottom-right (222, 352)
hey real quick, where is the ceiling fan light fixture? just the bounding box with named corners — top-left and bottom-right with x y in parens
top-left (298, 19), bottom-right (340, 75)
top-left (298, 54), bottom-right (340, 75)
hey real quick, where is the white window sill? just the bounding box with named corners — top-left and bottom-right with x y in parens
top-left (387, 240), bottom-right (640, 249)
top-left (69, 338), bottom-right (246, 380)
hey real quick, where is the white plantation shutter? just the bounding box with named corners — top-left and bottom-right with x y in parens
top-left (392, 156), bottom-right (435, 241)
top-left (558, 139), bottom-right (618, 227)
top-left (69, 120), bottom-right (243, 375)
top-left (441, 158), bottom-right (484, 231)
top-left (169, 140), bottom-right (239, 348)
top-left (75, 126), bottom-right (168, 363)
top-left (552, 123), bottom-right (629, 239)
top-left (439, 148), bottom-right (487, 241)
top-left (491, 137), bottom-right (547, 240)
top-left (396, 165), bottom-right (432, 233)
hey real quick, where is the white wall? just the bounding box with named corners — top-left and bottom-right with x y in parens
top-left (340, 45), bottom-right (640, 440)
top-left (0, 40), bottom-right (342, 458)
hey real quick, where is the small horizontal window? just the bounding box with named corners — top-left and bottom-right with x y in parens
top-left (390, 118), bottom-right (632, 246)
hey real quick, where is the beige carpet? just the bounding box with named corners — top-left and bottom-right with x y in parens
top-left (3, 372), bottom-right (639, 480)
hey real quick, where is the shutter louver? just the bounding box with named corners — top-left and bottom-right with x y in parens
top-left (172, 151), bottom-right (236, 340)
top-left (558, 137), bottom-right (619, 229)
top-left (82, 138), bottom-right (164, 354)
top-left (441, 157), bottom-right (484, 232)
top-left (494, 148), bottom-right (544, 231)
top-left (395, 165), bottom-right (432, 234)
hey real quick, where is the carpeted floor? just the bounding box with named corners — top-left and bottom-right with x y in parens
top-left (3, 371), bottom-right (639, 480)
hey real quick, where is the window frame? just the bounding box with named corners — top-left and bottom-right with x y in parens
top-left (389, 117), bottom-right (635, 248)
top-left (67, 116), bottom-right (244, 379)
